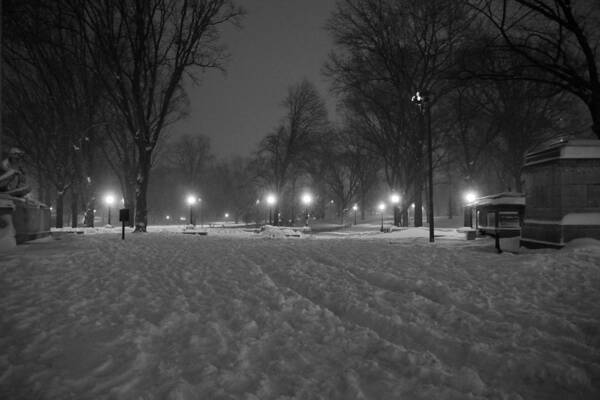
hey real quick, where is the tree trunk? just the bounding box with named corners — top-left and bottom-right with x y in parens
top-left (590, 94), bottom-right (600, 140)
top-left (84, 199), bottom-right (95, 228)
top-left (124, 185), bottom-right (136, 228)
top-left (360, 191), bottom-right (366, 220)
top-left (447, 171), bottom-right (453, 219)
top-left (401, 207), bottom-right (409, 227)
top-left (56, 191), bottom-right (65, 228)
top-left (414, 182), bottom-right (423, 227)
top-left (514, 171), bottom-right (523, 192)
top-left (70, 191), bottom-right (78, 228)
top-left (134, 154), bottom-right (151, 232)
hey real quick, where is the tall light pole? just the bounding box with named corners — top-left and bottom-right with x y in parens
top-left (266, 194), bottom-right (276, 225)
top-left (378, 202), bottom-right (386, 232)
top-left (301, 193), bottom-right (313, 227)
top-left (104, 194), bottom-right (115, 225)
top-left (352, 204), bottom-right (358, 225)
top-left (412, 90), bottom-right (435, 242)
top-left (186, 195), bottom-right (196, 225)
top-left (255, 199), bottom-right (260, 226)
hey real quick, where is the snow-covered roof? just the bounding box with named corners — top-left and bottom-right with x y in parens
top-left (524, 139), bottom-right (600, 166)
top-left (469, 192), bottom-right (525, 207)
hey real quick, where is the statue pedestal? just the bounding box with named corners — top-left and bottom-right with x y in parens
top-left (0, 194), bottom-right (51, 248)
top-left (0, 197), bottom-right (16, 250)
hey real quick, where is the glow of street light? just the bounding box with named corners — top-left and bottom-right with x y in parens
top-left (266, 193), bottom-right (276, 206)
top-left (390, 193), bottom-right (400, 204)
top-left (225, 213), bottom-right (229, 218)
top-left (166, 215), bottom-right (170, 220)
top-left (464, 191), bottom-right (478, 204)
top-left (186, 195), bottom-right (197, 205)
top-left (378, 202), bottom-right (386, 211)
top-left (180, 217), bottom-right (186, 221)
top-left (352, 204), bottom-right (358, 211)
top-left (301, 193), bottom-right (313, 205)
top-left (104, 194), bottom-right (115, 206)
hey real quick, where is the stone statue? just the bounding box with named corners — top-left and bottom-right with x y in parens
top-left (0, 147), bottom-right (31, 197)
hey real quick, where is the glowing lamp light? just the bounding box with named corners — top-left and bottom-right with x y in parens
top-left (464, 191), bottom-right (478, 204)
top-left (301, 193), bottom-right (313, 206)
top-left (186, 195), bottom-right (197, 205)
top-left (104, 194), bottom-right (115, 206)
top-left (390, 194), bottom-right (400, 204)
top-left (378, 202), bottom-right (386, 212)
top-left (352, 204), bottom-right (358, 211)
top-left (266, 194), bottom-right (276, 206)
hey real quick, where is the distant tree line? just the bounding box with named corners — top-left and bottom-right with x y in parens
top-left (2, 0), bottom-right (597, 228)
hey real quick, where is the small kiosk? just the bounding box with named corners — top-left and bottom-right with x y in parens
top-left (466, 192), bottom-right (526, 237)
top-left (464, 192), bottom-right (525, 252)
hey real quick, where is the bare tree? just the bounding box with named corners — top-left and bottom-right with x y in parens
top-left (468, 0), bottom-right (600, 138)
top-left (73, 0), bottom-right (243, 231)
top-left (256, 79), bottom-right (329, 225)
top-left (313, 128), bottom-right (367, 224)
top-left (326, 0), bottom-right (475, 226)
top-left (166, 134), bottom-right (213, 194)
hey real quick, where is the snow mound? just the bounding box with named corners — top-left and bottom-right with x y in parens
top-left (562, 238), bottom-right (600, 250)
top-left (258, 225), bottom-right (304, 239)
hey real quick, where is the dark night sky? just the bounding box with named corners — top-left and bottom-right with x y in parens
top-left (171, 0), bottom-right (338, 158)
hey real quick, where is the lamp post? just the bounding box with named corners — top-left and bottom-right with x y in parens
top-left (301, 193), bottom-right (313, 226)
top-left (186, 195), bottom-right (196, 225)
top-left (390, 193), bottom-right (400, 226)
top-left (378, 202), bottom-right (386, 232)
top-left (352, 204), bottom-right (358, 225)
top-left (255, 199), bottom-right (260, 226)
top-left (412, 90), bottom-right (435, 242)
top-left (266, 193), bottom-right (276, 225)
top-left (104, 194), bottom-right (115, 225)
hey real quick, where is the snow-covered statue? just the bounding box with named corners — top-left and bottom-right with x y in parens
top-left (0, 147), bottom-right (31, 197)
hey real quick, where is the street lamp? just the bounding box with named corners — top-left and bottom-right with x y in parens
top-left (266, 193), bottom-right (276, 225)
top-left (104, 194), bottom-right (115, 225)
top-left (412, 90), bottom-right (435, 242)
top-left (352, 204), bottom-right (358, 225)
top-left (301, 193), bottom-right (313, 226)
top-left (464, 191), bottom-right (477, 204)
top-left (390, 193), bottom-right (400, 226)
top-left (378, 202), bottom-right (386, 232)
top-left (186, 195), bottom-right (196, 225)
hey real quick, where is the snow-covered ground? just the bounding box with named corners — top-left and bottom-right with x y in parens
top-left (1, 224), bottom-right (599, 399)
